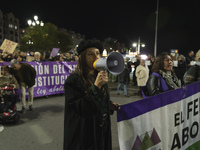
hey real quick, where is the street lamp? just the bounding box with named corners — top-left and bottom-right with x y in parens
top-left (132, 37), bottom-right (145, 54)
top-left (27, 15), bottom-right (44, 27)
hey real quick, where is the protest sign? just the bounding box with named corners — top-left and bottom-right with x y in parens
top-left (50, 48), bottom-right (60, 57)
top-left (117, 82), bottom-right (200, 150)
top-left (0, 39), bottom-right (18, 54)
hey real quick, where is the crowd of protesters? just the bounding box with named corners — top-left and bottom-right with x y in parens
top-left (125, 49), bottom-right (197, 98)
top-left (0, 50), bottom-right (79, 63)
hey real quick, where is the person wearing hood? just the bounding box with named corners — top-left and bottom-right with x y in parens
top-left (184, 50), bottom-right (200, 85)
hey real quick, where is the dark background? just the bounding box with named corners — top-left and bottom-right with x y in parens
top-left (1, 0), bottom-right (200, 56)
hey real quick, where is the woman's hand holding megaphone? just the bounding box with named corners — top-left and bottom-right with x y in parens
top-left (94, 71), bottom-right (108, 89)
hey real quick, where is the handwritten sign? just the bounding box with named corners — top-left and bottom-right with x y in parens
top-left (0, 39), bottom-right (18, 54)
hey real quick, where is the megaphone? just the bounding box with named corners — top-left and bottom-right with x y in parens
top-left (93, 52), bottom-right (124, 75)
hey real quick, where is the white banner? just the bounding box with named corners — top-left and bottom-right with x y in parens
top-left (117, 82), bottom-right (200, 150)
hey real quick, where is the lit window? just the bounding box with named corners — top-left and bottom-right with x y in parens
top-left (15, 26), bottom-right (18, 29)
top-left (9, 24), bottom-right (14, 28)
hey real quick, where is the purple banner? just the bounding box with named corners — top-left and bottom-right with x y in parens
top-left (0, 61), bottom-right (77, 97)
top-left (117, 81), bottom-right (200, 122)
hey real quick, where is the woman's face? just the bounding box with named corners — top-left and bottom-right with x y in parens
top-left (85, 47), bottom-right (100, 71)
top-left (1, 70), bottom-right (8, 76)
top-left (163, 55), bottom-right (173, 71)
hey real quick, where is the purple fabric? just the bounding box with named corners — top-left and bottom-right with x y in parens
top-left (117, 82), bottom-right (200, 122)
top-left (152, 72), bottom-right (168, 91)
top-left (142, 72), bottom-right (168, 98)
top-left (50, 48), bottom-right (60, 57)
top-left (0, 61), bottom-right (77, 97)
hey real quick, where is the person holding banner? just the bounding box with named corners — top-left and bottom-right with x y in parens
top-left (64, 40), bottom-right (120, 150)
top-left (10, 59), bottom-right (36, 113)
top-left (146, 52), bottom-right (181, 96)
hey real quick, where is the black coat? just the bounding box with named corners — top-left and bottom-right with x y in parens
top-left (146, 73), bottom-right (179, 96)
top-left (118, 65), bottom-right (129, 84)
top-left (174, 61), bottom-right (187, 85)
top-left (10, 63), bottom-right (36, 87)
top-left (64, 73), bottom-right (112, 150)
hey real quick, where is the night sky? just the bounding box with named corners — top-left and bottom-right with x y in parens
top-left (1, 0), bottom-right (200, 56)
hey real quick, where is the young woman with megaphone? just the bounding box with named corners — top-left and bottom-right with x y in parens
top-left (64, 40), bottom-right (120, 150)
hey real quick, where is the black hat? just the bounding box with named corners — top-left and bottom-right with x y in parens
top-left (77, 40), bottom-right (103, 55)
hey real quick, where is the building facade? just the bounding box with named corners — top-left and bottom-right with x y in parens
top-left (0, 9), bottom-right (20, 45)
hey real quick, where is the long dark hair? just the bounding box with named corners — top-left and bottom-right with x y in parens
top-left (152, 52), bottom-right (171, 73)
top-left (1, 65), bottom-right (10, 72)
top-left (75, 51), bottom-right (98, 88)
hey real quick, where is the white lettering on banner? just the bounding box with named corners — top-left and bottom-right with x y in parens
top-left (171, 97), bottom-right (200, 150)
top-left (35, 75), bottom-right (68, 87)
top-left (37, 88), bottom-right (46, 95)
top-left (33, 64), bottom-right (50, 75)
top-left (49, 85), bottom-right (64, 93)
top-left (53, 65), bottom-right (66, 74)
top-left (53, 65), bottom-right (57, 74)
top-left (117, 90), bottom-right (200, 150)
top-left (68, 65), bottom-right (76, 73)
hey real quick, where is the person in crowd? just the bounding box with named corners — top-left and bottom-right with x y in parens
top-left (44, 52), bottom-right (51, 61)
top-left (32, 52), bottom-right (41, 62)
top-left (2, 52), bottom-right (12, 62)
top-left (0, 65), bottom-right (19, 110)
top-left (117, 61), bottom-right (130, 97)
top-left (22, 52), bottom-right (27, 61)
top-left (126, 57), bottom-right (132, 84)
top-left (132, 56), bottom-right (140, 86)
top-left (74, 53), bottom-right (79, 62)
top-left (135, 59), bottom-right (149, 97)
top-left (186, 50), bottom-right (195, 69)
top-left (17, 55), bottom-right (23, 62)
top-left (65, 52), bottom-right (73, 62)
top-left (27, 51), bottom-right (35, 62)
top-left (10, 59), bottom-right (36, 113)
top-left (184, 50), bottom-right (200, 85)
top-left (40, 52), bottom-right (46, 61)
top-left (148, 56), bottom-right (155, 75)
top-left (64, 40), bottom-right (120, 150)
top-left (146, 52), bottom-right (181, 96)
top-left (59, 53), bottom-right (66, 61)
top-left (0, 51), bottom-right (3, 63)
top-left (12, 51), bottom-right (19, 60)
top-left (174, 54), bottom-right (187, 86)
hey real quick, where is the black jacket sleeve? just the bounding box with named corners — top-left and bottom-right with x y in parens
top-left (146, 74), bottom-right (162, 96)
top-left (64, 74), bottom-right (108, 117)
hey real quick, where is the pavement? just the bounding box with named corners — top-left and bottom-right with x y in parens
top-left (0, 81), bottom-right (142, 150)
top-left (108, 81), bottom-right (142, 150)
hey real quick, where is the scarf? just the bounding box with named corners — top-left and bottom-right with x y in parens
top-left (159, 70), bottom-right (181, 89)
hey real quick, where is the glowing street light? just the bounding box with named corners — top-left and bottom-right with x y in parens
top-left (133, 43), bottom-right (137, 47)
top-left (102, 49), bottom-right (108, 57)
top-left (132, 37), bottom-right (145, 54)
top-left (27, 15), bottom-right (44, 27)
top-left (34, 15), bottom-right (38, 21)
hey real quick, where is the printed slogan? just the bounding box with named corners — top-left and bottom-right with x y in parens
top-left (117, 82), bottom-right (200, 150)
top-left (0, 61), bottom-right (77, 97)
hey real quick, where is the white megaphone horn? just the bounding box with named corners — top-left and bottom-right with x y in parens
top-left (93, 52), bottom-right (125, 75)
